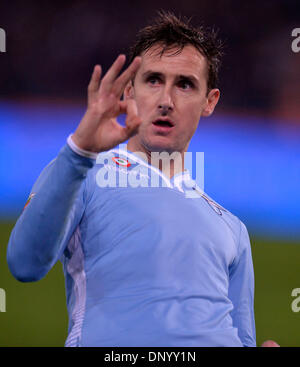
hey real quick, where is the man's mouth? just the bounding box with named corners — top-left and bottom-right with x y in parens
top-left (152, 118), bottom-right (175, 128)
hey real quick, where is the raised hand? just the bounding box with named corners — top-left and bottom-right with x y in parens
top-left (72, 55), bottom-right (142, 153)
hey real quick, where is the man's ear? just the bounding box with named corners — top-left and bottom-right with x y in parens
top-left (202, 88), bottom-right (220, 117)
top-left (123, 80), bottom-right (134, 100)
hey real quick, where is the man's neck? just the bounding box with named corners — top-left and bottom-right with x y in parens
top-left (127, 140), bottom-right (185, 179)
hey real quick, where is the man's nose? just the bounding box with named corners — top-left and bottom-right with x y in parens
top-left (158, 87), bottom-right (174, 115)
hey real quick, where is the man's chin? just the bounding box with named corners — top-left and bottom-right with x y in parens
top-left (128, 134), bottom-right (183, 155)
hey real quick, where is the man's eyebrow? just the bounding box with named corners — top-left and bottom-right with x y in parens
top-left (142, 71), bottom-right (164, 79)
top-left (177, 74), bottom-right (199, 85)
top-left (141, 71), bottom-right (199, 85)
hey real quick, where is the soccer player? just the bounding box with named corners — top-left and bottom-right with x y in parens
top-left (7, 12), bottom-right (259, 347)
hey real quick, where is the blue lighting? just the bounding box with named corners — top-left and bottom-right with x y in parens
top-left (1, 101), bottom-right (299, 239)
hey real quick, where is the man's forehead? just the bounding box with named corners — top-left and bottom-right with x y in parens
top-left (138, 44), bottom-right (207, 77)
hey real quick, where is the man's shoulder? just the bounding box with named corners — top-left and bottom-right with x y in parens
top-left (198, 189), bottom-right (245, 236)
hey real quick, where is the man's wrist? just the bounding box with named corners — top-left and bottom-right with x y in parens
top-left (67, 134), bottom-right (99, 159)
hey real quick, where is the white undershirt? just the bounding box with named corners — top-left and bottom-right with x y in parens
top-left (67, 134), bottom-right (99, 160)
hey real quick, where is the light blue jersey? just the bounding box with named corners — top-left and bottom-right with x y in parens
top-left (7, 141), bottom-right (256, 347)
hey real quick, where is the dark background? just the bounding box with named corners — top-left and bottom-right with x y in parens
top-left (0, 0), bottom-right (299, 120)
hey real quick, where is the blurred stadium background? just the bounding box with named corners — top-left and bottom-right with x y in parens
top-left (0, 0), bottom-right (300, 347)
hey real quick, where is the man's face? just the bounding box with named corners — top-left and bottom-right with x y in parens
top-left (125, 44), bottom-right (220, 154)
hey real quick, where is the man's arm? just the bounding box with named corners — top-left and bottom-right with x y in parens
top-left (7, 54), bottom-right (142, 283)
top-left (228, 221), bottom-right (256, 347)
top-left (7, 144), bottom-right (94, 282)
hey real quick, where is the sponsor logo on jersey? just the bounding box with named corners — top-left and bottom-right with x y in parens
top-left (112, 157), bottom-right (131, 167)
top-left (23, 193), bottom-right (36, 210)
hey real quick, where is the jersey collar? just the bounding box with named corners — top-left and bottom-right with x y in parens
top-left (109, 146), bottom-right (195, 193)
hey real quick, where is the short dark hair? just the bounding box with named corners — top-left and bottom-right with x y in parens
top-left (128, 11), bottom-right (223, 93)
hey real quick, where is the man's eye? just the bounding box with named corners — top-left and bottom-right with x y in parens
top-left (147, 77), bottom-right (160, 85)
top-left (178, 80), bottom-right (194, 90)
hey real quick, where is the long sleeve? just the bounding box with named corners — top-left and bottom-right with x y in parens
top-left (228, 221), bottom-right (256, 347)
top-left (6, 143), bottom-right (95, 282)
